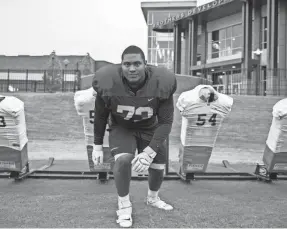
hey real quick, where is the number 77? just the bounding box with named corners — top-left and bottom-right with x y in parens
top-left (117, 105), bottom-right (153, 120)
top-left (117, 105), bottom-right (135, 120)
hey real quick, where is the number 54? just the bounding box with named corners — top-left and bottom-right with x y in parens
top-left (196, 114), bottom-right (217, 126)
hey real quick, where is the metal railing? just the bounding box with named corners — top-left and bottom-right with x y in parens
top-left (0, 69), bottom-right (81, 93)
top-left (203, 68), bottom-right (287, 96)
top-left (1, 67), bottom-right (286, 96)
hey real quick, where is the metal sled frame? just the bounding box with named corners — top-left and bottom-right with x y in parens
top-left (222, 160), bottom-right (278, 183)
top-left (1, 159), bottom-right (287, 183)
top-left (1, 140), bottom-right (287, 182)
top-left (0, 157), bottom-right (55, 181)
top-left (1, 168), bottom-right (287, 182)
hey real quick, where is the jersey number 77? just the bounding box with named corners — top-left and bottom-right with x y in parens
top-left (117, 105), bottom-right (153, 122)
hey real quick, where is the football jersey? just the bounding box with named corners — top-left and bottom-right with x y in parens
top-left (92, 64), bottom-right (177, 130)
top-left (74, 87), bottom-right (109, 146)
top-left (176, 85), bottom-right (233, 147)
top-left (266, 98), bottom-right (287, 153)
top-left (0, 96), bottom-right (28, 150)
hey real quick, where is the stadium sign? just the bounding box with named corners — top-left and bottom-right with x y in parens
top-left (153, 0), bottom-right (235, 30)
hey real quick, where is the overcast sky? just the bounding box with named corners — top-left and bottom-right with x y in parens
top-left (0, 0), bottom-right (149, 63)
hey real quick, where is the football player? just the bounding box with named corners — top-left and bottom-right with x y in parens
top-left (92, 45), bottom-right (177, 227)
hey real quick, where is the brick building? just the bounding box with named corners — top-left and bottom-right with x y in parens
top-left (0, 51), bottom-right (112, 92)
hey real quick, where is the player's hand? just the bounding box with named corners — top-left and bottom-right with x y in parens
top-left (92, 144), bottom-right (104, 165)
top-left (131, 146), bottom-right (156, 173)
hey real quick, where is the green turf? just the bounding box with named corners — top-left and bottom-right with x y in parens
top-left (1, 92), bottom-right (84, 141)
top-left (2, 92), bottom-right (284, 164)
top-left (1, 179), bottom-right (287, 228)
top-left (3, 92), bottom-right (284, 147)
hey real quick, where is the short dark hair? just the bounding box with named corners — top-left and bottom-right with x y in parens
top-left (121, 45), bottom-right (146, 62)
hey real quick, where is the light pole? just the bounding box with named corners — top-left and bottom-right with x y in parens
top-left (63, 59), bottom-right (70, 92)
top-left (252, 48), bottom-right (263, 95)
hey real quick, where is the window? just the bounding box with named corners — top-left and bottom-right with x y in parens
top-left (147, 11), bottom-right (181, 70)
top-left (197, 54), bottom-right (201, 62)
top-left (197, 34), bottom-right (202, 64)
top-left (211, 30), bottom-right (220, 58)
top-left (261, 17), bottom-right (267, 49)
top-left (208, 24), bottom-right (243, 59)
top-left (212, 69), bottom-right (242, 95)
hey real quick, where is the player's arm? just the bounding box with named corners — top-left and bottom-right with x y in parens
top-left (93, 94), bottom-right (110, 146)
top-left (147, 76), bottom-right (177, 154)
top-left (148, 95), bottom-right (174, 154)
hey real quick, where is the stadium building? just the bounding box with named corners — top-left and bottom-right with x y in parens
top-left (141, 0), bottom-right (197, 72)
top-left (150, 0), bottom-right (287, 96)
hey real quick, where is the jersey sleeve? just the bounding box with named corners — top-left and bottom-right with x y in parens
top-left (149, 91), bottom-right (175, 153)
top-left (146, 67), bottom-right (177, 153)
top-left (92, 65), bottom-right (115, 145)
top-left (93, 93), bottom-right (110, 145)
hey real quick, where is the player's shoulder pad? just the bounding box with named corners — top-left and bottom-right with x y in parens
top-left (148, 66), bottom-right (177, 98)
top-left (92, 64), bottom-right (121, 95)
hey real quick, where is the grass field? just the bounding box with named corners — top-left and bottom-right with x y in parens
top-left (1, 179), bottom-right (287, 228)
top-left (3, 92), bottom-right (284, 164)
top-left (1, 91), bottom-right (287, 228)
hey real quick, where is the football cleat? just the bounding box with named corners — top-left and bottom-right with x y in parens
top-left (147, 196), bottom-right (173, 211)
top-left (116, 201), bottom-right (132, 228)
top-left (116, 207), bottom-right (133, 228)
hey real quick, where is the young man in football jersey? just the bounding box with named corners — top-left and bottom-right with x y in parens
top-left (92, 45), bottom-right (177, 227)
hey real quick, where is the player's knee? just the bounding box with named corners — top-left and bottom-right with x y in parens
top-left (149, 163), bottom-right (165, 170)
top-left (114, 153), bottom-right (134, 166)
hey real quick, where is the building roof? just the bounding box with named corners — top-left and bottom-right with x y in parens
top-left (141, 0), bottom-right (196, 23)
top-left (0, 52), bottom-right (96, 71)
